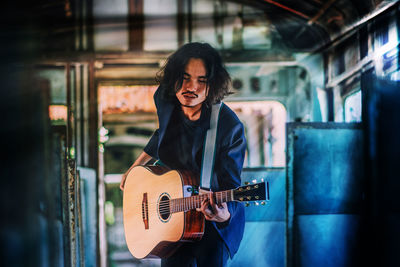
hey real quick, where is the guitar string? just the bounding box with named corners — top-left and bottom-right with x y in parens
top-left (137, 192), bottom-right (230, 208)
top-left (138, 192), bottom-right (229, 207)
top-left (142, 199), bottom-right (207, 212)
top-left (140, 197), bottom-right (207, 208)
top-left (136, 187), bottom-right (260, 217)
top-left (146, 202), bottom-right (233, 215)
top-left (140, 193), bottom-right (232, 215)
top-left (141, 200), bottom-right (230, 215)
top-left (133, 185), bottom-right (258, 212)
top-left (140, 191), bottom-right (231, 206)
top-left (139, 199), bottom-right (205, 212)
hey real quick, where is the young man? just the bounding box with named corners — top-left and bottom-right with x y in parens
top-left (120, 42), bottom-right (246, 267)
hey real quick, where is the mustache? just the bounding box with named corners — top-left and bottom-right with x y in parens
top-left (182, 91), bottom-right (198, 97)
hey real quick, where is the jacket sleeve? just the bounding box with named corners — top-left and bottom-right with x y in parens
top-left (214, 121), bottom-right (247, 227)
top-left (212, 119), bottom-right (247, 257)
top-left (143, 129), bottom-right (159, 159)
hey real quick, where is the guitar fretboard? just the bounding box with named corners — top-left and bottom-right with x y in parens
top-left (170, 190), bottom-right (233, 213)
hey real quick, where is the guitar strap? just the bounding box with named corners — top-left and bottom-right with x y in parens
top-left (200, 102), bottom-right (223, 190)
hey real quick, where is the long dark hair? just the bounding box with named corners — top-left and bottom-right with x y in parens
top-left (156, 42), bottom-right (232, 105)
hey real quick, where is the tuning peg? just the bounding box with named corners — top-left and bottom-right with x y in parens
top-left (254, 202), bottom-right (259, 206)
top-left (261, 178), bottom-right (264, 182)
top-left (261, 201), bottom-right (266, 205)
top-left (252, 179), bottom-right (257, 184)
top-left (245, 202), bottom-right (250, 207)
top-left (244, 181), bottom-right (250, 185)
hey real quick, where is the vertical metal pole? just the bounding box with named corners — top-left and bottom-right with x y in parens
top-left (88, 60), bottom-right (101, 266)
top-left (88, 62), bottom-right (97, 169)
top-left (66, 63), bottom-right (71, 155)
top-left (129, 0), bottom-right (144, 50)
top-left (97, 84), bottom-right (107, 267)
top-left (83, 64), bottom-right (90, 167)
top-left (86, 0), bottom-right (95, 51)
top-left (188, 0), bottom-right (192, 42)
top-left (177, 0), bottom-right (185, 46)
top-left (82, 0), bottom-right (88, 50)
top-left (75, 64), bottom-right (81, 166)
top-left (74, 0), bottom-right (81, 50)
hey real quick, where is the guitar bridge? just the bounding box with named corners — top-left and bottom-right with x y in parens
top-left (142, 193), bottom-right (149, 229)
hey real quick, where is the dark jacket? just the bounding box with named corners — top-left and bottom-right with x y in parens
top-left (143, 86), bottom-right (246, 258)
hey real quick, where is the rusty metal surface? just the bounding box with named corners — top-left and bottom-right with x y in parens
top-left (67, 159), bottom-right (86, 267)
top-left (68, 159), bottom-right (77, 267)
top-left (61, 134), bottom-right (72, 267)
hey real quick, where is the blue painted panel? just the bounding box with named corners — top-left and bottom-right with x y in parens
top-left (228, 222), bottom-right (285, 267)
top-left (286, 123), bottom-right (365, 267)
top-left (295, 214), bottom-right (361, 267)
top-left (229, 169), bottom-right (286, 267)
top-left (242, 168), bottom-right (285, 221)
top-left (289, 123), bottom-right (364, 214)
top-left (78, 167), bottom-right (97, 267)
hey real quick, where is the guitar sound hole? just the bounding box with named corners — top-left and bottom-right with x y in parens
top-left (159, 195), bottom-right (170, 221)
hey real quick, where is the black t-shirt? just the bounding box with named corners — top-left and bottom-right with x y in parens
top-left (159, 106), bottom-right (206, 171)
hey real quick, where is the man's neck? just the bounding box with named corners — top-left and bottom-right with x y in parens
top-left (181, 103), bottom-right (203, 121)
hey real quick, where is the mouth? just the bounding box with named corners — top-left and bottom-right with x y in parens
top-left (182, 92), bottom-right (198, 98)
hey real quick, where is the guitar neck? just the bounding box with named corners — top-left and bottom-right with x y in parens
top-left (170, 190), bottom-right (233, 213)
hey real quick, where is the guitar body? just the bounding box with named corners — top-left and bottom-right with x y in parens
top-left (123, 166), bottom-right (205, 259)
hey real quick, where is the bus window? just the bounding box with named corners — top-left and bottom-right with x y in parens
top-left (344, 90), bottom-right (362, 122)
top-left (225, 101), bottom-right (286, 167)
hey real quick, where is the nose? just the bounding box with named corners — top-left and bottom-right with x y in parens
top-left (185, 80), bottom-right (198, 92)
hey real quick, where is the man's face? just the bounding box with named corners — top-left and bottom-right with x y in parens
top-left (175, 58), bottom-right (208, 108)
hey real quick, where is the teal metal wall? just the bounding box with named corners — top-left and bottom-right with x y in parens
top-left (229, 168), bottom-right (286, 267)
top-left (286, 123), bottom-right (364, 267)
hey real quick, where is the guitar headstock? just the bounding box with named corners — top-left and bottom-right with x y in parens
top-left (233, 182), bottom-right (268, 204)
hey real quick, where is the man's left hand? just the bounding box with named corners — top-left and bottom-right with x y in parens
top-left (197, 191), bottom-right (231, 223)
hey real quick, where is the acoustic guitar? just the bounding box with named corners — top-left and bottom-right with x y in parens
top-left (123, 165), bottom-right (268, 259)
